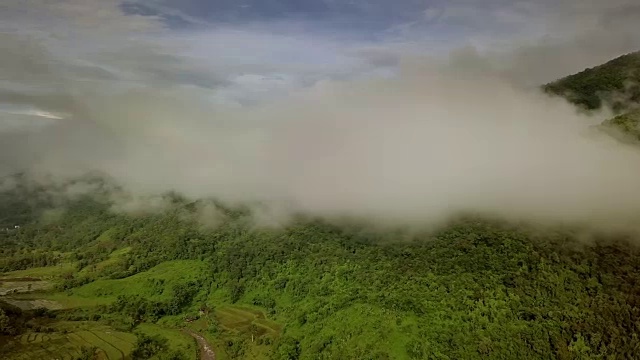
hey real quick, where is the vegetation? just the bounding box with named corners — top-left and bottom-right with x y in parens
top-left (0, 301), bottom-right (26, 336)
top-left (544, 51), bottom-right (640, 141)
top-left (0, 319), bottom-right (138, 359)
top-left (2, 190), bottom-right (640, 359)
top-left (136, 323), bottom-right (197, 358)
top-left (600, 109), bottom-right (640, 142)
top-left (544, 51), bottom-right (640, 112)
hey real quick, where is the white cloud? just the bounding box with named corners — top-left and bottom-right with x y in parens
top-left (2, 0), bottom-right (640, 229)
top-left (5, 59), bottom-right (640, 229)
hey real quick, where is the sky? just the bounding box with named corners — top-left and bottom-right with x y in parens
top-left (2, 0), bottom-right (640, 115)
top-left (2, 1), bottom-right (640, 227)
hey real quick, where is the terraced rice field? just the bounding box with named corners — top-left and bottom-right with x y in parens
top-left (0, 277), bottom-right (52, 296)
top-left (2, 324), bottom-right (136, 360)
top-left (216, 305), bottom-right (281, 336)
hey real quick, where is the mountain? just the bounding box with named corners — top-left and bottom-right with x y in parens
top-left (544, 51), bottom-right (640, 113)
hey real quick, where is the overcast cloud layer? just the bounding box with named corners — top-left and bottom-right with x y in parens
top-left (2, 0), bottom-right (640, 227)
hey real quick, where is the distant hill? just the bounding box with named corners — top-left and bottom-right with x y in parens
top-left (599, 109), bottom-right (640, 143)
top-left (544, 51), bottom-right (640, 113)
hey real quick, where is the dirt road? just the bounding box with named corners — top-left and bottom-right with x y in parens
top-left (183, 329), bottom-right (216, 360)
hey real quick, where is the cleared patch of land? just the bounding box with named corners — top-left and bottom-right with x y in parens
top-left (72, 260), bottom-right (208, 302)
top-left (0, 263), bottom-right (76, 280)
top-left (1, 322), bottom-right (136, 360)
top-left (0, 278), bottom-right (52, 296)
top-left (2, 298), bottom-right (63, 310)
top-left (77, 247), bottom-right (131, 278)
top-left (216, 305), bottom-right (281, 336)
top-left (137, 323), bottom-right (198, 358)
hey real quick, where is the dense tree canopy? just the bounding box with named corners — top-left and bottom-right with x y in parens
top-left (2, 188), bottom-right (640, 359)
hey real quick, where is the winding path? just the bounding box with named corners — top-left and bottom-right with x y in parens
top-left (183, 329), bottom-right (216, 360)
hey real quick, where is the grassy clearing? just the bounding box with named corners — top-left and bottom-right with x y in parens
top-left (46, 292), bottom-right (113, 308)
top-left (107, 247), bottom-right (131, 259)
top-left (216, 305), bottom-right (281, 335)
top-left (2, 298), bottom-right (63, 310)
top-left (0, 279), bottom-right (51, 295)
top-left (72, 260), bottom-right (208, 301)
top-left (137, 323), bottom-right (197, 358)
top-left (7, 291), bottom-right (112, 309)
top-left (78, 246), bottom-right (131, 277)
top-left (0, 263), bottom-right (75, 280)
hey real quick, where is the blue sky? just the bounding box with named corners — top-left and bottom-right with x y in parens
top-left (117, 0), bottom-right (542, 47)
top-left (0, 0), bottom-right (639, 117)
top-left (121, 0), bottom-right (436, 32)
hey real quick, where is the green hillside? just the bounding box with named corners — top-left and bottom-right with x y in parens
top-left (544, 51), bottom-right (640, 112)
top-left (2, 192), bottom-right (640, 359)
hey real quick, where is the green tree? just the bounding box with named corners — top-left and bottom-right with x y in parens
top-left (131, 334), bottom-right (168, 359)
top-left (275, 336), bottom-right (300, 360)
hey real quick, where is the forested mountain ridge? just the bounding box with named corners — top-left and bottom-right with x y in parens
top-left (543, 51), bottom-right (640, 113)
top-left (2, 185), bottom-right (640, 359)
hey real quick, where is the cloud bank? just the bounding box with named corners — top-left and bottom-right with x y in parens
top-left (4, 55), bottom-right (640, 228)
top-left (2, 0), bottom-right (640, 228)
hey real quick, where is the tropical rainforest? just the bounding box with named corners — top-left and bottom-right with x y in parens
top-left (2, 52), bottom-right (640, 360)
